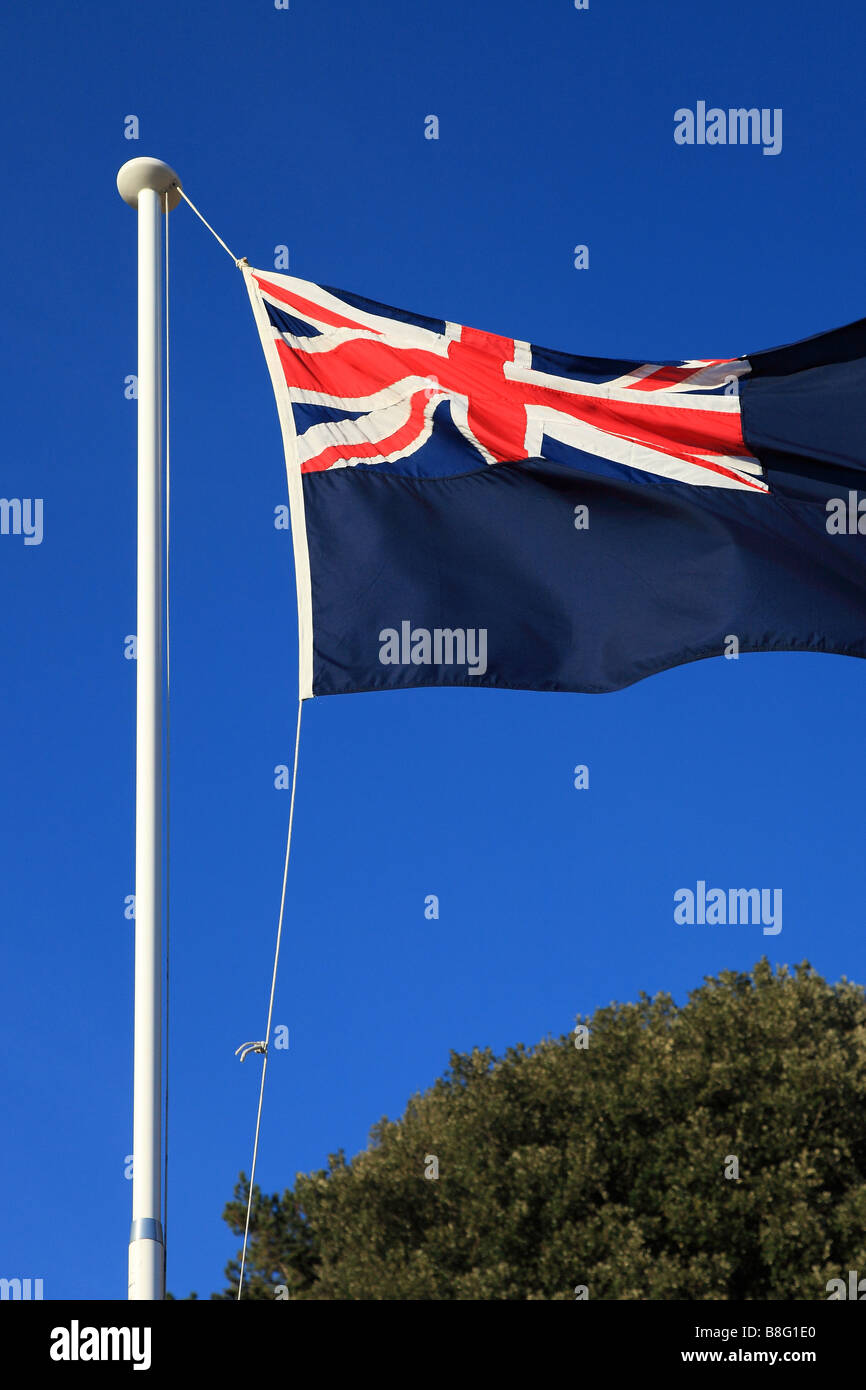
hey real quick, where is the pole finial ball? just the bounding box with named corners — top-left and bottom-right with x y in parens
top-left (117, 158), bottom-right (182, 211)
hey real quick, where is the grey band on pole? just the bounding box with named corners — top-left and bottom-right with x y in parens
top-left (129, 1218), bottom-right (165, 1246)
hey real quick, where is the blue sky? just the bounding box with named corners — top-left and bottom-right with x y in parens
top-left (1, 0), bottom-right (865, 1300)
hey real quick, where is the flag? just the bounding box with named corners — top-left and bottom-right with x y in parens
top-left (244, 268), bottom-right (866, 699)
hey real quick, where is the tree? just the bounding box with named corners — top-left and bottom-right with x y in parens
top-left (204, 960), bottom-right (866, 1300)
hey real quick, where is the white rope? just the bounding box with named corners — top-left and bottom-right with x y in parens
top-left (173, 185), bottom-right (247, 268)
top-left (237, 698), bottom-right (305, 1299)
top-left (171, 177), bottom-right (303, 1299)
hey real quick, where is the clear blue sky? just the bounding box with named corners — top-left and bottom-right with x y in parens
top-left (2, 0), bottom-right (864, 1300)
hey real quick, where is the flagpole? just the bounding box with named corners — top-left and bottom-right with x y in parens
top-left (117, 157), bottom-right (181, 1301)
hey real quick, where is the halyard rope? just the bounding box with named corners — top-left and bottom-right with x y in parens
top-left (237, 699), bottom-right (304, 1299)
top-left (171, 186), bottom-right (300, 1299)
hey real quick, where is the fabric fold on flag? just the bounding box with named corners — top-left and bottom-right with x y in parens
top-left (243, 267), bottom-right (866, 699)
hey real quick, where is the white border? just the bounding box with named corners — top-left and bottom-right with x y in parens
top-left (243, 266), bottom-right (314, 700)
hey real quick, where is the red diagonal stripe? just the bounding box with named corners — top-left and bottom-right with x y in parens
top-left (302, 389), bottom-right (432, 473)
top-left (255, 275), bottom-right (377, 333)
top-left (628, 360), bottom-right (734, 391)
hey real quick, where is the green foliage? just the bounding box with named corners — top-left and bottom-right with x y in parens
top-left (209, 960), bottom-right (866, 1300)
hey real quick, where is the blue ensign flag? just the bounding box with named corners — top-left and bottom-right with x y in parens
top-left (244, 269), bottom-right (866, 699)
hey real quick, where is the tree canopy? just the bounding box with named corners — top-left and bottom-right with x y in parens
top-left (193, 960), bottom-right (866, 1300)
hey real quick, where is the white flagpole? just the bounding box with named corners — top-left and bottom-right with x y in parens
top-left (117, 156), bottom-right (181, 1301)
